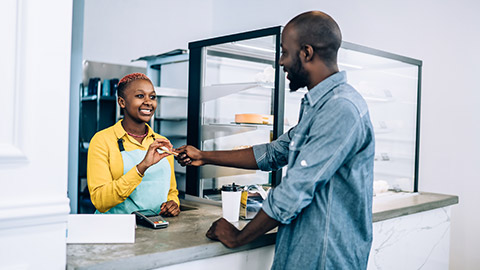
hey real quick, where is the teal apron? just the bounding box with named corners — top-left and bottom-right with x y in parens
top-left (96, 136), bottom-right (171, 214)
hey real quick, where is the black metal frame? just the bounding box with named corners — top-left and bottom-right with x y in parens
top-left (341, 41), bottom-right (423, 192)
top-left (187, 26), bottom-right (284, 196)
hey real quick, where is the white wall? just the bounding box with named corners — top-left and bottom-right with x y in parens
top-left (83, 0), bottom-right (215, 66)
top-left (211, 2), bottom-right (480, 268)
top-left (0, 0), bottom-right (72, 269)
top-left (83, 1), bottom-right (480, 269)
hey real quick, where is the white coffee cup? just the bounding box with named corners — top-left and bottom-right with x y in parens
top-left (221, 183), bottom-right (242, 223)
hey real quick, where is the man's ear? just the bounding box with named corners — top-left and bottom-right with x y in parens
top-left (303, 44), bottom-right (315, 62)
top-left (118, 96), bottom-right (126, 108)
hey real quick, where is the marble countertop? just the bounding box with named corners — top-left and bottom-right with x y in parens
top-left (67, 192), bottom-right (458, 270)
top-left (372, 192), bottom-right (458, 222)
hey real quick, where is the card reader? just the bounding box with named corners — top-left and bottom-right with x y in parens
top-left (132, 209), bottom-right (169, 229)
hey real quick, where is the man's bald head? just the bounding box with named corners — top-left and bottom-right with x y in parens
top-left (285, 11), bottom-right (342, 67)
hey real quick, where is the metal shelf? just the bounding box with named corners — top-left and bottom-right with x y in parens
top-left (155, 117), bottom-right (187, 121)
top-left (155, 86), bottom-right (188, 98)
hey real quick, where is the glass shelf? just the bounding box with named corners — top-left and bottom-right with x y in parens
top-left (202, 82), bottom-right (273, 102)
top-left (201, 122), bottom-right (271, 141)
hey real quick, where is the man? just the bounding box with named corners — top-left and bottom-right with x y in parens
top-left (175, 11), bottom-right (375, 270)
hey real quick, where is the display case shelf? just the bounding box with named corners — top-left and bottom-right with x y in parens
top-left (201, 123), bottom-right (271, 141)
top-left (202, 82), bottom-right (273, 102)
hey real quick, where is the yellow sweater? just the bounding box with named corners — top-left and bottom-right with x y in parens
top-left (87, 120), bottom-right (179, 213)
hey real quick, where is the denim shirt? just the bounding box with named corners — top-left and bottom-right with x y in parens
top-left (253, 71), bottom-right (375, 270)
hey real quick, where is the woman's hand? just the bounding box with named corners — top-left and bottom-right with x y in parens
top-left (174, 145), bottom-right (205, 167)
top-left (159, 200), bottom-right (180, 217)
top-left (137, 139), bottom-right (173, 175)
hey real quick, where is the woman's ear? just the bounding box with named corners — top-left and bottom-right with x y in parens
top-left (118, 96), bottom-right (126, 108)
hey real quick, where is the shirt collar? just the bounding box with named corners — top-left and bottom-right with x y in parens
top-left (113, 119), bottom-right (154, 140)
top-left (305, 71), bottom-right (347, 106)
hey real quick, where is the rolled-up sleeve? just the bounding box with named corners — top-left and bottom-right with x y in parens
top-left (262, 98), bottom-right (364, 224)
top-left (253, 127), bottom-right (294, 171)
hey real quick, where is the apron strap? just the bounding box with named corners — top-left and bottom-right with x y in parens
top-left (118, 138), bottom-right (125, 152)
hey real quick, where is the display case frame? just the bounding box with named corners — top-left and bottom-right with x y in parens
top-left (187, 26), bottom-right (285, 196)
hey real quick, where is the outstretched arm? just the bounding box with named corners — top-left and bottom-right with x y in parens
top-left (174, 145), bottom-right (259, 169)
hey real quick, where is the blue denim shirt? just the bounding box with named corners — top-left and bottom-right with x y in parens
top-left (253, 71), bottom-right (375, 270)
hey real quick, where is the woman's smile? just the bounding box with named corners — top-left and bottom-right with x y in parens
top-left (139, 108), bottom-right (154, 116)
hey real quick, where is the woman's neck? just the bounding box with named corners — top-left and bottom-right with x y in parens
top-left (121, 118), bottom-right (147, 137)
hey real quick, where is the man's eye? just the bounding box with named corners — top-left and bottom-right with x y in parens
top-left (150, 95), bottom-right (157, 100)
top-left (136, 94), bottom-right (144, 98)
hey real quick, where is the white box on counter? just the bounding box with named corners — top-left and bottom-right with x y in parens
top-left (67, 214), bottom-right (136, 244)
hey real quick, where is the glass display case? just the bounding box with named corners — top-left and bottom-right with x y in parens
top-left (187, 27), bottom-right (422, 199)
top-left (339, 42), bottom-right (422, 193)
top-left (187, 26), bottom-right (285, 198)
top-left (281, 43), bottom-right (422, 194)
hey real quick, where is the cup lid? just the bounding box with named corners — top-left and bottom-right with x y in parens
top-left (221, 182), bottom-right (241, 191)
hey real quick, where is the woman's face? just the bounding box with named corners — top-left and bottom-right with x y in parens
top-left (119, 79), bottom-right (157, 123)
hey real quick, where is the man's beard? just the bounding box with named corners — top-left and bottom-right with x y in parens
top-left (288, 53), bottom-right (310, 92)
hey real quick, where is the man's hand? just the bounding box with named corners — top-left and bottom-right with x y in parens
top-left (174, 145), bottom-right (205, 167)
top-left (206, 210), bottom-right (279, 249)
top-left (159, 200), bottom-right (180, 217)
top-left (206, 218), bottom-right (241, 248)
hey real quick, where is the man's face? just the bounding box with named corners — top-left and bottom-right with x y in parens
top-left (280, 26), bottom-right (310, 91)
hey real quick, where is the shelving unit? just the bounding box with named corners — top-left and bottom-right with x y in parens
top-left (135, 50), bottom-right (189, 192)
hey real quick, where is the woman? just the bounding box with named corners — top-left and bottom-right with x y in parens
top-left (87, 73), bottom-right (180, 216)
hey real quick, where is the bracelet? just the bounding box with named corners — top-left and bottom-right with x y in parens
top-left (135, 165), bottom-right (144, 177)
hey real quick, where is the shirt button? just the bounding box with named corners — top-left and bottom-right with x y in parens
top-left (301, 160), bottom-right (308, 167)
